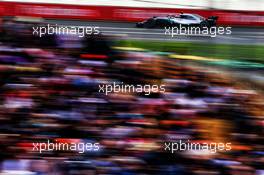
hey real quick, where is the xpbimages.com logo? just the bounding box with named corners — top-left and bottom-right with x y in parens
top-left (32, 24), bottom-right (100, 37)
top-left (165, 25), bottom-right (232, 37)
top-left (32, 140), bottom-right (100, 153)
top-left (164, 140), bottom-right (232, 154)
top-left (98, 82), bottom-right (166, 95)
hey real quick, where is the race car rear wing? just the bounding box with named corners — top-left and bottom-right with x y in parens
top-left (208, 16), bottom-right (219, 20)
top-left (207, 16), bottom-right (219, 26)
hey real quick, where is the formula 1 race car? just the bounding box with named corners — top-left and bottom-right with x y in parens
top-left (136, 13), bottom-right (218, 28)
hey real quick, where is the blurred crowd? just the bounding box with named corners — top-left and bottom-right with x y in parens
top-left (0, 17), bottom-right (263, 175)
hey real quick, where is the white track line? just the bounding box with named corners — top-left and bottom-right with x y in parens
top-left (102, 30), bottom-right (224, 37)
top-left (102, 30), bottom-right (163, 35)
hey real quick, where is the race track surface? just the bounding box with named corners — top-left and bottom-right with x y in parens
top-left (46, 20), bottom-right (264, 45)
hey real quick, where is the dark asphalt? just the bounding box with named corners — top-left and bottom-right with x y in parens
top-left (46, 19), bottom-right (264, 45)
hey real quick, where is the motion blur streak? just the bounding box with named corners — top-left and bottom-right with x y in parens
top-left (0, 1), bottom-right (263, 175)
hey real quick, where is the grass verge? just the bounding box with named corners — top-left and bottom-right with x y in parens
top-left (116, 40), bottom-right (264, 63)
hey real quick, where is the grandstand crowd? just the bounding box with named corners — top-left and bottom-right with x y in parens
top-left (0, 18), bottom-right (263, 175)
